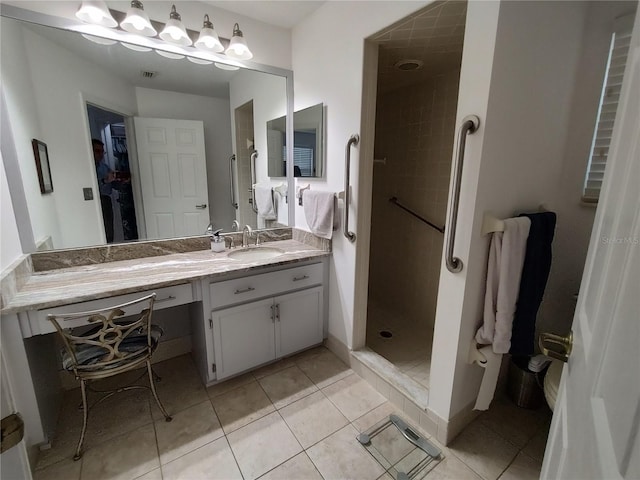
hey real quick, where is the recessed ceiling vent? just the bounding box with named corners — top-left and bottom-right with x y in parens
top-left (141, 70), bottom-right (158, 79)
top-left (394, 59), bottom-right (424, 71)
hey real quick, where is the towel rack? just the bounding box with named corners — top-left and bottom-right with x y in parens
top-left (445, 115), bottom-right (480, 273)
top-left (389, 197), bottom-right (444, 234)
top-left (228, 154), bottom-right (238, 209)
top-left (249, 150), bottom-right (258, 214)
top-left (297, 184), bottom-right (310, 206)
top-left (344, 134), bottom-right (359, 242)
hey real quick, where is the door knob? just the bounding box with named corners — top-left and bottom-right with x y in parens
top-left (539, 331), bottom-right (573, 363)
top-left (196, 204), bottom-right (207, 209)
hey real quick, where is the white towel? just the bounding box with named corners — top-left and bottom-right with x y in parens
top-left (476, 217), bottom-right (531, 354)
top-left (254, 184), bottom-right (276, 220)
top-left (303, 190), bottom-right (337, 239)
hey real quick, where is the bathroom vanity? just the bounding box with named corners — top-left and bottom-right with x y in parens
top-left (0, 231), bottom-right (330, 447)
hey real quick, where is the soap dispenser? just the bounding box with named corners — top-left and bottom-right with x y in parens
top-left (211, 229), bottom-right (225, 252)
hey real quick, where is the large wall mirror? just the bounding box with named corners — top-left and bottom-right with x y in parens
top-left (0, 6), bottom-right (293, 253)
top-left (267, 103), bottom-right (324, 178)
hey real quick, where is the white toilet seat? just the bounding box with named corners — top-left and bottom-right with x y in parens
top-left (544, 360), bottom-right (563, 411)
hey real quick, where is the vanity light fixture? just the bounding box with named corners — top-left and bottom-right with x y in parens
top-left (120, 0), bottom-right (157, 37)
top-left (225, 23), bottom-right (253, 60)
top-left (155, 45), bottom-right (186, 60)
top-left (76, 1), bottom-right (117, 28)
top-left (188, 57), bottom-right (214, 65)
top-left (214, 62), bottom-right (240, 71)
top-left (194, 14), bottom-right (224, 53)
top-left (159, 5), bottom-right (192, 47)
top-left (81, 33), bottom-right (117, 45)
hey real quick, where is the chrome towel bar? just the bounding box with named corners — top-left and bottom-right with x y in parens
top-left (344, 134), bottom-right (359, 242)
top-left (445, 115), bottom-right (480, 273)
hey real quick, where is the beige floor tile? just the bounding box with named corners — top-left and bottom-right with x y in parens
top-left (306, 424), bottom-right (386, 480)
top-left (34, 458), bottom-right (82, 480)
top-left (155, 400), bottom-right (224, 465)
top-left (279, 390), bottom-right (349, 448)
top-left (80, 423), bottom-right (159, 480)
top-left (150, 365), bottom-right (209, 421)
top-left (498, 452), bottom-right (542, 480)
top-left (352, 402), bottom-right (399, 433)
top-left (522, 424), bottom-right (550, 462)
top-left (161, 437), bottom-right (242, 480)
top-left (377, 474), bottom-right (394, 480)
top-left (448, 420), bottom-right (519, 480)
top-left (227, 411), bottom-right (302, 480)
top-left (405, 362), bottom-right (431, 388)
top-left (211, 380), bottom-right (275, 434)
top-left (206, 372), bottom-right (255, 398)
top-left (259, 452), bottom-right (323, 480)
top-left (85, 388), bottom-right (153, 448)
top-left (296, 348), bottom-right (353, 389)
top-left (258, 365), bottom-right (318, 409)
top-left (134, 468), bottom-right (162, 480)
top-left (427, 454), bottom-right (483, 480)
top-left (322, 373), bottom-right (386, 421)
top-left (478, 396), bottom-right (550, 448)
top-left (251, 357), bottom-right (297, 379)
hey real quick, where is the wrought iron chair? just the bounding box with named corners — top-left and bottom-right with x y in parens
top-left (48, 293), bottom-right (172, 460)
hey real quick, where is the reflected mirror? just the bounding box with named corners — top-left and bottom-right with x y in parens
top-left (0, 11), bottom-right (291, 252)
top-left (267, 103), bottom-right (324, 178)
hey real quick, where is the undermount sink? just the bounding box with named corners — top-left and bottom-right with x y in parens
top-left (227, 246), bottom-right (285, 261)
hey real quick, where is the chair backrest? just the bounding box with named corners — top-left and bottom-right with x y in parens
top-left (47, 293), bottom-right (156, 373)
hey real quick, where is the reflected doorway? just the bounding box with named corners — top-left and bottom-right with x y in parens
top-left (86, 104), bottom-right (139, 243)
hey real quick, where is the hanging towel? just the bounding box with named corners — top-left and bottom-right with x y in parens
top-left (254, 184), bottom-right (276, 220)
top-left (510, 212), bottom-right (557, 356)
top-left (476, 217), bottom-right (531, 354)
top-left (303, 190), bottom-right (338, 239)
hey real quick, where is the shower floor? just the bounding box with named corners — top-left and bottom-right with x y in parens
top-left (365, 301), bottom-right (433, 388)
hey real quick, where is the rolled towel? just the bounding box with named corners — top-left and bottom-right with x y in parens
top-left (303, 190), bottom-right (337, 239)
top-left (254, 184), bottom-right (276, 220)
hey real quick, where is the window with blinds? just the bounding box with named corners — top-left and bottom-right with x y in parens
top-left (583, 22), bottom-right (632, 204)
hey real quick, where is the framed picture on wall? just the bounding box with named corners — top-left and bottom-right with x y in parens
top-left (31, 139), bottom-right (53, 194)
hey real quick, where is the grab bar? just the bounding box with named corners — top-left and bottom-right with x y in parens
top-left (445, 115), bottom-right (480, 273)
top-left (229, 154), bottom-right (238, 209)
top-left (250, 150), bottom-right (258, 214)
top-left (344, 134), bottom-right (359, 242)
top-left (389, 197), bottom-right (444, 234)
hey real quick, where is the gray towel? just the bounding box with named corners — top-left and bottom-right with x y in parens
top-left (303, 190), bottom-right (337, 239)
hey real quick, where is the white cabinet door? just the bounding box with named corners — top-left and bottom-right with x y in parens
top-left (275, 286), bottom-right (323, 358)
top-left (213, 298), bottom-right (275, 380)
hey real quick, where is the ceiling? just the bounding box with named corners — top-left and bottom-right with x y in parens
top-left (203, 1), bottom-right (326, 29)
top-left (373, 0), bottom-right (467, 94)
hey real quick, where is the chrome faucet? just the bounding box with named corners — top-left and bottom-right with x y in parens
top-left (242, 225), bottom-right (253, 247)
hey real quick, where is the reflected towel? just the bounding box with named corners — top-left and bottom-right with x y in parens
top-left (255, 184), bottom-right (276, 220)
top-left (303, 190), bottom-right (337, 239)
top-left (476, 217), bottom-right (531, 354)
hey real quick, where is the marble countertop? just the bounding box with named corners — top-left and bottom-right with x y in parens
top-left (2, 239), bottom-right (329, 314)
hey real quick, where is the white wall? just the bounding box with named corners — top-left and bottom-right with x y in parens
top-left (292, 0), bottom-right (431, 349)
top-left (229, 69), bottom-right (288, 226)
top-left (3, 1), bottom-right (292, 70)
top-left (0, 17), bottom-right (61, 250)
top-left (0, 152), bottom-right (23, 271)
top-left (135, 87), bottom-right (235, 231)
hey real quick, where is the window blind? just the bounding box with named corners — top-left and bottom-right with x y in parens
top-left (583, 23), bottom-right (632, 203)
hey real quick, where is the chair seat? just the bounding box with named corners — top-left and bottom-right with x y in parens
top-left (62, 324), bottom-right (163, 372)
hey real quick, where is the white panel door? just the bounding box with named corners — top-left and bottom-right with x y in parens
top-left (542, 10), bottom-right (640, 479)
top-left (133, 117), bottom-right (209, 239)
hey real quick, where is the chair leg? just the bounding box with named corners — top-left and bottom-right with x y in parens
top-left (146, 360), bottom-right (172, 422)
top-left (74, 379), bottom-right (89, 461)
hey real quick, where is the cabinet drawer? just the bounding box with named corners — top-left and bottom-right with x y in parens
top-left (209, 263), bottom-right (323, 310)
top-left (28, 283), bottom-right (193, 336)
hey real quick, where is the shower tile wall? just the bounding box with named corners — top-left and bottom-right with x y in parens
top-left (369, 71), bottom-right (460, 331)
top-left (234, 102), bottom-right (256, 228)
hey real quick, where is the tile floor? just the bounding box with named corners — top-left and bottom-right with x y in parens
top-left (34, 347), bottom-right (550, 480)
top-left (366, 302), bottom-right (433, 388)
